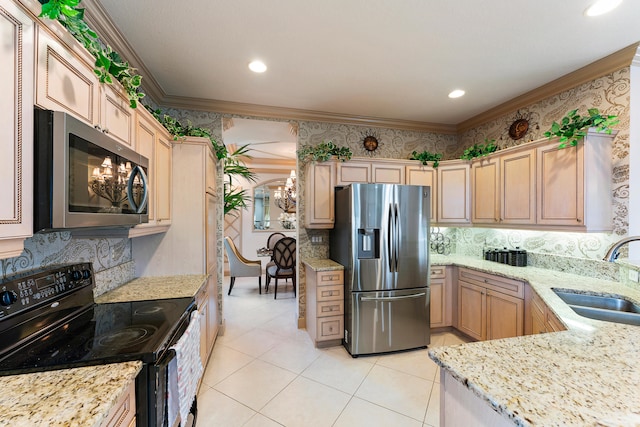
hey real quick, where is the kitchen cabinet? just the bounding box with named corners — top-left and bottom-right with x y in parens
top-left (437, 161), bottom-right (471, 225)
top-left (196, 275), bottom-right (218, 365)
top-left (129, 109), bottom-right (172, 237)
top-left (336, 160), bottom-right (404, 185)
top-left (457, 268), bottom-right (524, 341)
top-left (0, 0), bottom-right (34, 259)
top-left (132, 137), bottom-right (219, 356)
top-left (304, 264), bottom-right (344, 347)
top-left (471, 148), bottom-right (536, 226)
top-left (536, 130), bottom-right (614, 231)
top-left (430, 265), bottom-right (453, 328)
top-left (471, 157), bottom-right (499, 224)
top-left (405, 164), bottom-right (437, 221)
top-left (101, 378), bottom-right (136, 427)
top-left (336, 160), bottom-right (371, 185)
top-left (98, 82), bottom-right (135, 149)
top-left (526, 286), bottom-right (566, 334)
top-left (304, 161), bottom-right (336, 228)
top-left (372, 162), bottom-right (405, 184)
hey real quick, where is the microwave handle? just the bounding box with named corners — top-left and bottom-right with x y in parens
top-left (127, 165), bottom-right (149, 214)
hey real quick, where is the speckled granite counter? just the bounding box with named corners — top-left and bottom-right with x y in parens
top-left (428, 254), bottom-right (640, 426)
top-left (0, 361), bottom-right (141, 427)
top-left (302, 258), bottom-right (344, 272)
top-left (95, 274), bottom-right (208, 303)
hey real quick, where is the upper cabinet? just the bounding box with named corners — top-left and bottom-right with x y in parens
top-left (305, 161), bottom-right (336, 229)
top-left (336, 161), bottom-right (371, 185)
top-left (98, 83), bottom-right (135, 149)
top-left (0, 0), bottom-right (34, 258)
top-left (437, 162), bottom-right (471, 225)
top-left (405, 165), bottom-right (437, 223)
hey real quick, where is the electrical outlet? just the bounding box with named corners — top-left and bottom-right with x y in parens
top-left (629, 269), bottom-right (639, 283)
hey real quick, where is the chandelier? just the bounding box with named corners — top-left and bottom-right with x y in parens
top-left (90, 156), bottom-right (144, 211)
top-left (274, 170), bottom-right (296, 213)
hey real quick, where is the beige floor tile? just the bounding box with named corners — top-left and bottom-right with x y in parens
top-left (334, 397), bottom-right (423, 427)
top-left (225, 328), bottom-right (284, 357)
top-left (375, 348), bottom-right (439, 381)
top-left (195, 387), bottom-right (256, 427)
top-left (261, 376), bottom-right (351, 427)
top-left (424, 380), bottom-right (441, 426)
top-left (201, 345), bottom-right (255, 387)
top-left (213, 359), bottom-right (296, 411)
top-left (355, 364), bottom-right (432, 421)
top-left (243, 413), bottom-right (284, 427)
top-left (259, 337), bottom-right (322, 374)
top-left (301, 350), bottom-right (374, 394)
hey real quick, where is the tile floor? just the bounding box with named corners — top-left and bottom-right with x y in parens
top-left (196, 276), bottom-right (470, 427)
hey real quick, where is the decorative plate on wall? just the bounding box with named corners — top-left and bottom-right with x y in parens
top-left (509, 118), bottom-right (529, 140)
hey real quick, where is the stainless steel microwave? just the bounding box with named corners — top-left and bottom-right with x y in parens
top-left (34, 108), bottom-right (149, 232)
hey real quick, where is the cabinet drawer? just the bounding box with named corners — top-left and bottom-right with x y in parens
top-left (317, 270), bottom-right (344, 286)
top-left (458, 268), bottom-right (524, 299)
top-left (317, 284), bottom-right (343, 301)
top-left (317, 316), bottom-right (344, 340)
top-left (430, 265), bottom-right (446, 279)
top-left (317, 300), bottom-right (344, 317)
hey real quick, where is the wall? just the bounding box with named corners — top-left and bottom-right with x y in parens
top-left (0, 232), bottom-right (134, 296)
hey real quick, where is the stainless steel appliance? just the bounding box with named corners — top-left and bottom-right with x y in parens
top-left (0, 263), bottom-right (197, 426)
top-left (34, 108), bottom-right (149, 232)
top-left (330, 183), bottom-right (430, 356)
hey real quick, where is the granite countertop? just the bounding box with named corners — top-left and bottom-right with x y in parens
top-left (428, 254), bottom-right (640, 426)
top-left (0, 361), bottom-right (142, 427)
top-left (302, 258), bottom-right (344, 272)
top-left (95, 274), bottom-right (208, 303)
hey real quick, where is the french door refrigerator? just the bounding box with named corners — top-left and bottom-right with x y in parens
top-left (330, 183), bottom-right (431, 356)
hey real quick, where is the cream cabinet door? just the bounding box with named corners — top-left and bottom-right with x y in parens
top-left (406, 165), bottom-right (437, 222)
top-left (536, 141), bottom-right (584, 226)
top-left (99, 83), bottom-right (135, 149)
top-left (372, 162), bottom-right (404, 184)
top-left (500, 148), bottom-right (536, 224)
top-left (155, 135), bottom-right (172, 224)
top-left (0, 0), bottom-right (34, 258)
top-left (471, 158), bottom-right (499, 225)
top-left (304, 161), bottom-right (336, 228)
top-left (457, 280), bottom-right (485, 341)
top-left (486, 290), bottom-right (524, 340)
top-left (336, 162), bottom-right (371, 185)
top-left (35, 26), bottom-right (98, 126)
top-left (135, 115), bottom-right (157, 223)
top-left (438, 162), bottom-right (470, 224)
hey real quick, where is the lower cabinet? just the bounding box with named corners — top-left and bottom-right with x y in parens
top-left (101, 379), bottom-right (136, 427)
top-left (527, 287), bottom-right (565, 334)
top-left (457, 268), bottom-right (524, 341)
top-left (196, 275), bottom-right (218, 366)
top-left (430, 265), bottom-right (452, 328)
top-left (305, 264), bottom-right (344, 347)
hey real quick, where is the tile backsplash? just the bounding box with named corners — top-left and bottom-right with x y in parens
top-left (0, 232), bottom-right (135, 297)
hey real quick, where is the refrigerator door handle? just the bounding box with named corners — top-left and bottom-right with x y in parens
top-left (361, 292), bottom-right (427, 302)
top-left (394, 203), bottom-right (399, 272)
top-left (387, 203), bottom-right (395, 272)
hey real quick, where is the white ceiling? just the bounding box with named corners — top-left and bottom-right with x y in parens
top-left (222, 118), bottom-right (297, 160)
top-left (93, 0), bottom-right (640, 130)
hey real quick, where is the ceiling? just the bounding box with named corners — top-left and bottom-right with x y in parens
top-left (89, 1), bottom-right (640, 135)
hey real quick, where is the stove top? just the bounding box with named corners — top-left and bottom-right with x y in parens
top-left (0, 264), bottom-right (195, 376)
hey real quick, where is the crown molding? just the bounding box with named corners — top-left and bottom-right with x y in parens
top-left (457, 42), bottom-right (639, 133)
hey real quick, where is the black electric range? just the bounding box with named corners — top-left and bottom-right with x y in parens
top-left (0, 263), bottom-right (197, 426)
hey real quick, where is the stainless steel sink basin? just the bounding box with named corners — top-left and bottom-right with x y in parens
top-left (552, 289), bottom-right (640, 326)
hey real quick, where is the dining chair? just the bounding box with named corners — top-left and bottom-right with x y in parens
top-left (266, 237), bottom-right (296, 299)
top-left (224, 237), bottom-right (262, 295)
top-left (265, 232), bottom-right (285, 290)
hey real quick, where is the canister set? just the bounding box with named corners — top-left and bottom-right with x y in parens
top-left (483, 247), bottom-right (527, 267)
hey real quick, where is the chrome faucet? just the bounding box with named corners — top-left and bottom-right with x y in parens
top-left (603, 236), bottom-right (640, 261)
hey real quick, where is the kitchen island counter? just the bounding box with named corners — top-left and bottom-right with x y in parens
top-left (0, 361), bottom-right (142, 427)
top-left (95, 274), bottom-right (208, 303)
top-left (428, 254), bottom-right (640, 426)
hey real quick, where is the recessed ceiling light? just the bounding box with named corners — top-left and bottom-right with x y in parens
top-left (448, 89), bottom-right (465, 99)
top-left (248, 60), bottom-right (267, 73)
top-left (584, 0), bottom-right (623, 16)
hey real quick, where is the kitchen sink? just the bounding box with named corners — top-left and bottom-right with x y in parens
top-left (552, 289), bottom-right (640, 326)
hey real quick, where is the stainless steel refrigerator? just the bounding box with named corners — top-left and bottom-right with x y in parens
top-left (330, 183), bottom-right (430, 356)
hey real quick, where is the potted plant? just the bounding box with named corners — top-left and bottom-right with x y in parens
top-left (460, 138), bottom-right (497, 161)
top-left (409, 150), bottom-right (443, 168)
top-left (544, 108), bottom-right (619, 149)
top-left (297, 141), bottom-right (353, 163)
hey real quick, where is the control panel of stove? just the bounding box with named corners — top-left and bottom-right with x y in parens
top-left (0, 263), bottom-right (93, 319)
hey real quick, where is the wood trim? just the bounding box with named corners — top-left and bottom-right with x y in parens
top-left (458, 43), bottom-right (639, 133)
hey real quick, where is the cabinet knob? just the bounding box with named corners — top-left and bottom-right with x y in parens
top-left (576, 218), bottom-right (582, 223)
